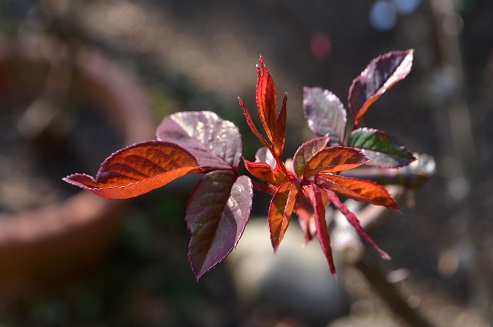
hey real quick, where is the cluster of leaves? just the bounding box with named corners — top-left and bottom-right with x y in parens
top-left (64, 50), bottom-right (415, 279)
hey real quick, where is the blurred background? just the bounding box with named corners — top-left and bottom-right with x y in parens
top-left (0, 0), bottom-right (492, 326)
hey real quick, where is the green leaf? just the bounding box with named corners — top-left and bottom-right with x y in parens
top-left (349, 128), bottom-right (415, 168)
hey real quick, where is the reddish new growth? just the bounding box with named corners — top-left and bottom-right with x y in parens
top-left (65, 50), bottom-right (415, 279)
top-left (239, 57), bottom-right (406, 276)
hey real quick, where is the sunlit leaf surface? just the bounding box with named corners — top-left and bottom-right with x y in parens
top-left (349, 128), bottom-right (415, 168)
top-left (316, 174), bottom-right (399, 211)
top-left (64, 141), bottom-right (201, 199)
top-left (156, 111), bottom-right (242, 170)
top-left (293, 135), bottom-right (329, 178)
top-left (303, 146), bottom-right (367, 178)
top-left (303, 87), bottom-right (347, 143)
top-left (269, 181), bottom-right (298, 253)
top-left (186, 171), bottom-right (253, 280)
top-left (348, 50), bottom-right (413, 127)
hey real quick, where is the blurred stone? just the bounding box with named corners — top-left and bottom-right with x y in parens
top-left (328, 314), bottom-right (398, 327)
top-left (227, 218), bottom-right (350, 326)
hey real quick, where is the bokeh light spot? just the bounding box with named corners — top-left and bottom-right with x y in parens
top-left (369, 0), bottom-right (397, 31)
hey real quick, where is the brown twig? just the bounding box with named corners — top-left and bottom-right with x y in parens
top-left (354, 256), bottom-right (435, 327)
top-left (330, 153), bottom-right (437, 327)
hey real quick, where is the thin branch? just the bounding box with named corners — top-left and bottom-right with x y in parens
top-left (354, 256), bottom-right (435, 327)
top-left (341, 153), bottom-right (436, 189)
top-left (330, 152), bottom-right (437, 327)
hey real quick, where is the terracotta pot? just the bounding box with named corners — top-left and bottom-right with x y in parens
top-left (0, 37), bottom-right (155, 290)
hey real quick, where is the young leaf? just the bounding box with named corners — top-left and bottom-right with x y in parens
top-left (272, 94), bottom-right (288, 158)
top-left (349, 128), bottom-right (415, 168)
top-left (63, 141), bottom-right (201, 199)
top-left (238, 97), bottom-right (270, 149)
top-left (348, 50), bottom-right (414, 127)
top-left (309, 184), bottom-right (336, 276)
top-left (243, 158), bottom-right (286, 186)
top-left (269, 181), bottom-right (298, 253)
top-left (303, 87), bottom-right (347, 143)
top-left (256, 57), bottom-right (277, 142)
top-left (186, 171), bottom-right (253, 280)
top-left (293, 135), bottom-right (329, 178)
top-left (255, 147), bottom-right (277, 168)
top-left (156, 111), bottom-right (242, 170)
top-left (303, 146), bottom-right (367, 178)
top-left (325, 190), bottom-right (390, 260)
top-left (295, 195), bottom-right (316, 242)
top-left (316, 174), bottom-right (399, 211)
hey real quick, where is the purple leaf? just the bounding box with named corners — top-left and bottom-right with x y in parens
top-left (156, 111), bottom-right (242, 170)
top-left (186, 171), bottom-right (253, 280)
top-left (303, 87), bottom-right (347, 143)
top-left (292, 135), bottom-right (330, 178)
top-left (348, 50), bottom-right (413, 127)
top-left (349, 128), bottom-right (415, 168)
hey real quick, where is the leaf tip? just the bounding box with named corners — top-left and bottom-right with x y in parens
top-left (381, 252), bottom-right (391, 261)
top-left (391, 204), bottom-right (402, 214)
top-left (259, 55), bottom-right (265, 67)
top-left (373, 244), bottom-right (391, 260)
top-left (62, 173), bottom-right (96, 188)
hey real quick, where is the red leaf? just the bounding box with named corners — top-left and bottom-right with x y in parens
top-left (269, 181), bottom-right (298, 253)
top-left (348, 50), bottom-right (414, 127)
top-left (308, 184), bottom-right (336, 276)
top-left (243, 158), bottom-right (286, 186)
top-left (63, 141), bottom-right (201, 199)
top-left (272, 93), bottom-right (287, 158)
top-left (303, 146), bottom-right (367, 178)
top-left (295, 187), bottom-right (316, 242)
top-left (256, 57), bottom-right (277, 142)
top-left (295, 185), bottom-right (330, 244)
top-left (187, 171), bottom-right (253, 280)
top-left (293, 135), bottom-right (329, 178)
top-left (156, 111), bottom-right (242, 170)
top-left (239, 97), bottom-right (270, 149)
top-left (316, 174), bottom-right (399, 211)
top-left (325, 190), bottom-right (390, 260)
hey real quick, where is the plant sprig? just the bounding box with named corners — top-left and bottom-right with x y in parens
top-left (65, 50), bottom-right (415, 279)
